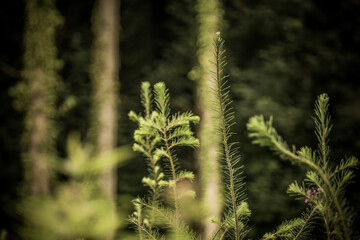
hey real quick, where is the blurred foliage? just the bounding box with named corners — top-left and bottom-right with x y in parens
top-left (18, 134), bottom-right (133, 239)
top-left (1, 0), bottom-right (360, 239)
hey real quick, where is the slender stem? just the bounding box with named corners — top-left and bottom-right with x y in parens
top-left (144, 95), bottom-right (159, 226)
top-left (219, 227), bottom-right (229, 240)
top-left (158, 91), bottom-right (180, 227)
top-left (145, 138), bottom-right (158, 205)
top-left (293, 207), bottom-right (317, 240)
top-left (211, 225), bottom-right (225, 240)
top-left (323, 211), bottom-right (331, 240)
top-left (137, 206), bottom-right (143, 240)
top-left (150, 156), bottom-right (159, 206)
top-left (317, 101), bottom-right (349, 239)
top-left (129, 219), bottom-right (157, 240)
top-left (215, 46), bottom-right (239, 240)
top-left (145, 136), bottom-right (158, 227)
top-left (210, 218), bottom-right (231, 240)
top-left (164, 131), bottom-right (179, 227)
top-left (320, 178), bottom-right (349, 240)
top-left (320, 117), bottom-right (327, 169)
top-left (329, 165), bottom-right (353, 179)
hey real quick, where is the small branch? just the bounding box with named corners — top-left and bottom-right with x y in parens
top-left (273, 138), bottom-right (350, 240)
top-left (129, 219), bottom-right (157, 240)
top-left (219, 227), bottom-right (229, 240)
top-left (163, 132), bottom-right (179, 227)
top-left (138, 206), bottom-right (143, 240)
top-left (293, 207), bottom-right (317, 240)
top-left (323, 210), bottom-right (331, 240)
top-left (319, 109), bottom-right (328, 170)
top-left (210, 220), bottom-right (229, 240)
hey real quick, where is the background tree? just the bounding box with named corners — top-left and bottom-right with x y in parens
top-left (12, 0), bottom-right (63, 196)
top-left (193, 0), bottom-right (224, 237)
top-left (89, 0), bottom-right (120, 201)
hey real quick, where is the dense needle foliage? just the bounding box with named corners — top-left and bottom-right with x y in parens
top-left (18, 135), bottom-right (132, 239)
top-left (128, 82), bottom-right (200, 239)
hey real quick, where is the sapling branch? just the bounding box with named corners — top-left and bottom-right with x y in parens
top-left (258, 120), bottom-right (349, 239)
top-left (247, 93), bottom-right (358, 240)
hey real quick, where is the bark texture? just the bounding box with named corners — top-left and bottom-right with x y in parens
top-left (20, 0), bottom-right (62, 196)
top-left (90, 0), bottom-right (120, 200)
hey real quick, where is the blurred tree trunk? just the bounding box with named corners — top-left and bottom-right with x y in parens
top-left (195, 0), bottom-right (223, 238)
top-left (90, 0), bottom-right (120, 205)
top-left (19, 0), bottom-right (63, 196)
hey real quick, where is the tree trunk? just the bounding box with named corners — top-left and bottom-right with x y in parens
top-left (20, 0), bottom-right (62, 196)
top-left (195, 0), bottom-right (224, 238)
top-left (90, 0), bottom-right (120, 202)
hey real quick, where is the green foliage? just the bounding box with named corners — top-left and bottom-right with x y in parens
top-left (128, 82), bottom-right (200, 239)
top-left (18, 134), bottom-right (132, 240)
top-left (247, 94), bottom-right (359, 239)
top-left (129, 198), bottom-right (164, 240)
top-left (129, 33), bottom-right (359, 240)
top-left (128, 34), bottom-right (252, 240)
top-left (1, 0), bottom-right (359, 238)
top-left (129, 82), bottom-right (163, 209)
top-left (209, 33), bottom-right (249, 240)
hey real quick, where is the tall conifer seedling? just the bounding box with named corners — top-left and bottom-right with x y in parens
top-left (209, 33), bottom-right (250, 240)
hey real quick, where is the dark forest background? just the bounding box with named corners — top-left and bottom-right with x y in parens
top-left (1, 0), bottom-right (360, 239)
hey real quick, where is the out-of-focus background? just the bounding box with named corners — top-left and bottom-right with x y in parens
top-left (1, 0), bottom-right (359, 239)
